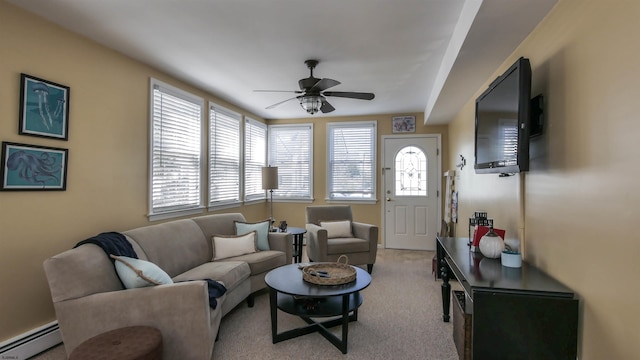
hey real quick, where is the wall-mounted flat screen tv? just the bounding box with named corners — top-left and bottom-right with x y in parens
top-left (474, 57), bottom-right (531, 175)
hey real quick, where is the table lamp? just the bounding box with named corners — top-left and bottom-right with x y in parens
top-left (262, 166), bottom-right (279, 231)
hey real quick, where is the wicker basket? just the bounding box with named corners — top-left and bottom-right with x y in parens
top-left (302, 255), bottom-right (357, 285)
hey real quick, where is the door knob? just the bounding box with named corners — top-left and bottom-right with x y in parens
top-left (386, 197), bottom-right (391, 202)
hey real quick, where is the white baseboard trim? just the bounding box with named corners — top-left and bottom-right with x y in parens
top-left (0, 321), bottom-right (62, 360)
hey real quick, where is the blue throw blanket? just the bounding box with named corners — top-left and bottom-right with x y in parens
top-left (74, 232), bottom-right (226, 309)
top-left (204, 279), bottom-right (227, 309)
top-left (74, 231), bottom-right (137, 259)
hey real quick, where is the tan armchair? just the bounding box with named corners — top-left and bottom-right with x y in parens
top-left (305, 205), bottom-right (378, 273)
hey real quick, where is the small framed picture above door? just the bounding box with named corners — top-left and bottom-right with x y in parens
top-left (392, 116), bottom-right (415, 133)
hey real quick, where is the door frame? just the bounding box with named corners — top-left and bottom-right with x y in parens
top-left (380, 134), bottom-right (442, 249)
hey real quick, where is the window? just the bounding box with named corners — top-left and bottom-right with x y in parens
top-left (327, 121), bottom-right (377, 201)
top-left (244, 117), bottom-right (267, 202)
top-left (149, 79), bottom-right (204, 219)
top-left (268, 124), bottom-right (313, 200)
top-left (209, 103), bottom-right (241, 208)
top-left (395, 146), bottom-right (427, 196)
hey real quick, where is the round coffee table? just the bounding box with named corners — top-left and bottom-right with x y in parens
top-left (264, 263), bottom-right (371, 354)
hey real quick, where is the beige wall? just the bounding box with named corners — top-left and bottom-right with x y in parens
top-left (446, 0), bottom-right (640, 358)
top-left (0, 2), bottom-right (271, 341)
top-left (268, 114), bottom-right (448, 232)
top-left (0, 2), bottom-right (447, 343)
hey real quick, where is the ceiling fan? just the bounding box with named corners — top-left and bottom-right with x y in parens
top-left (255, 59), bottom-right (375, 115)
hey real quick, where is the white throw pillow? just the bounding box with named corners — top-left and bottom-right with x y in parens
top-left (212, 231), bottom-right (257, 260)
top-left (319, 220), bottom-right (353, 238)
top-left (110, 255), bottom-right (173, 289)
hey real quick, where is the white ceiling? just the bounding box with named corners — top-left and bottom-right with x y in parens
top-left (8, 0), bottom-right (557, 124)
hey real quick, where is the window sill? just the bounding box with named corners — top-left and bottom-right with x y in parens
top-left (272, 198), bottom-right (314, 203)
top-left (324, 199), bottom-right (378, 205)
top-left (207, 202), bottom-right (242, 212)
top-left (148, 206), bottom-right (205, 222)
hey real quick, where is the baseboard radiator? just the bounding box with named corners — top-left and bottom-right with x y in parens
top-left (0, 321), bottom-right (62, 359)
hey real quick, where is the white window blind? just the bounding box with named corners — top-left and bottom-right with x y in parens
top-left (244, 117), bottom-right (267, 202)
top-left (327, 121), bottom-right (377, 200)
top-left (209, 103), bottom-right (241, 207)
top-left (150, 79), bottom-right (203, 217)
top-left (268, 124), bottom-right (312, 199)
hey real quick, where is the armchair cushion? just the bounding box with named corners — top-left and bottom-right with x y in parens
top-left (111, 255), bottom-right (173, 289)
top-left (327, 238), bottom-right (370, 255)
top-left (212, 232), bottom-right (257, 260)
top-left (234, 219), bottom-right (270, 250)
top-left (319, 220), bottom-right (353, 238)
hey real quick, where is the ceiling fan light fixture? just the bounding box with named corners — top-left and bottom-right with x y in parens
top-left (300, 95), bottom-right (323, 115)
top-left (258, 60), bottom-right (373, 114)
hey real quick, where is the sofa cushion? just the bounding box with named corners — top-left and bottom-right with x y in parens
top-left (320, 220), bottom-right (353, 238)
top-left (123, 219), bottom-right (210, 277)
top-left (191, 213), bottom-right (246, 238)
top-left (327, 237), bottom-right (370, 255)
top-left (111, 255), bottom-right (173, 288)
top-left (212, 232), bottom-right (257, 261)
top-left (172, 261), bottom-right (250, 292)
top-left (234, 219), bottom-right (270, 250)
top-left (218, 250), bottom-right (286, 275)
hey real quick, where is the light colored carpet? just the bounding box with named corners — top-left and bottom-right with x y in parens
top-left (31, 248), bottom-right (460, 359)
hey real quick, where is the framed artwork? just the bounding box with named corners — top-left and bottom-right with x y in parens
top-left (1, 142), bottom-right (68, 191)
top-left (392, 115), bottom-right (416, 133)
top-left (19, 73), bottom-right (70, 140)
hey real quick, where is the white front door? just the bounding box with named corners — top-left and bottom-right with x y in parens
top-left (383, 135), bottom-right (440, 251)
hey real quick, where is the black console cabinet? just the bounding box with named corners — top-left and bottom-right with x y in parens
top-left (437, 237), bottom-right (579, 360)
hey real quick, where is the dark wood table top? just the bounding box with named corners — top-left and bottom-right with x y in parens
top-left (265, 264), bottom-right (371, 297)
top-left (438, 237), bottom-right (575, 297)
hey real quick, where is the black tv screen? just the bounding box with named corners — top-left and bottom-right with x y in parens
top-left (475, 57), bottom-right (531, 175)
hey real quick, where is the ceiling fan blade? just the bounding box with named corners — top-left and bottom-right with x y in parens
top-left (323, 91), bottom-right (375, 100)
top-left (310, 78), bottom-right (341, 92)
top-left (320, 100), bottom-right (335, 113)
top-left (265, 96), bottom-right (298, 109)
top-left (254, 89), bottom-right (303, 94)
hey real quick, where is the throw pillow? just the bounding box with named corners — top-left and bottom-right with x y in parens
top-left (319, 220), bottom-right (353, 238)
top-left (234, 219), bottom-right (270, 251)
top-left (212, 231), bottom-right (257, 260)
top-left (110, 255), bottom-right (173, 289)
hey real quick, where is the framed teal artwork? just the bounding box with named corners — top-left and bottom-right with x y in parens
top-left (0, 142), bottom-right (68, 191)
top-left (19, 73), bottom-right (70, 140)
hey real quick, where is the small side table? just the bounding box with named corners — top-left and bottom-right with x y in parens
top-left (286, 227), bottom-right (306, 263)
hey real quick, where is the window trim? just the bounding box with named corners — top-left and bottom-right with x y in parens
top-left (148, 78), bottom-right (205, 221)
top-left (244, 117), bottom-right (268, 203)
top-left (267, 123), bottom-right (314, 201)
top-left (325, 120), bottom-right (378, 204)
top-left (208, 101), bottom-right (242, 210)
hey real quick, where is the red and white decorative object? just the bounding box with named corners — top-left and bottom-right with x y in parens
top-left (478, 227), bottom-right (504, 259)
top-left (471, 225), bottom-right (505, 252)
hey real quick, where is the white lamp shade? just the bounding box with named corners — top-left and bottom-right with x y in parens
top-left (262, 166), bottom-right (279, 190)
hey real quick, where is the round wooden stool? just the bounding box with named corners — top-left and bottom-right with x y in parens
top-left (69, 326), bottom-right (162, 360)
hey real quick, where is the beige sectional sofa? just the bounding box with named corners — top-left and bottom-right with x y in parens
top-left (43, 213), bottom-right (292, 360)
